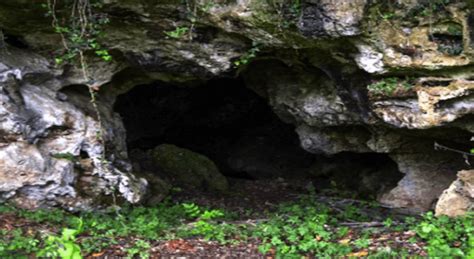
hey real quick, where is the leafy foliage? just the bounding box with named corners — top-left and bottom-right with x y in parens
top-left (367, 77), bottom-right (413, 95)
top-left (42, 0), bottom-right (112, 64)
top-left (253, 201), bottom-right (352, 257)
top-left (234, 42), bottom-right (261, 67)
top-left (164, 26), bottom-right (190, 39)
top-left (414, 212), bottom-right (474, 257)
top-left (38, 218), bottom-right (84, 258)
top-left (0, 198), bottom-right (472, 258)
top-left (126, 239), bottom-right (151, 259)
top-left (0, 229), bottom-right (39, 257)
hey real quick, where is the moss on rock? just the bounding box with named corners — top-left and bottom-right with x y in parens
top-left (150, 144), bottom-right (229, 192)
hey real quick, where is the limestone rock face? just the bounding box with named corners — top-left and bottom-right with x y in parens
top-left (150, 144), bottom-right (229, 192)
top-left (0, 49), bottom-right (147, 210)
top-left (436, 170), bottom-right (474, 217)
top-left (0, 0), bottom-right (473, 214)
top-left (371, 79), bottom-right (474, 129)
top-left (380, 153), bottom-right (463, 213)
top-left (299, 0), bottom-right (367, 37)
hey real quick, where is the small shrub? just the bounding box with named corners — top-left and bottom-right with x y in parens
top-left (414, 212), bottom-right (474, 257)
top-left (38, 218), bottom-right (84, 259)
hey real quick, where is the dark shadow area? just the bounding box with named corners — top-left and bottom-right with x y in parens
top-left (114, 78), bottom-right (315, 179)
top-left (309, 152), bottom-right (403, 199)
top-left (114, 77), bottom-right (403, 199)
top-left (2, 32), bottom-right (29, 49)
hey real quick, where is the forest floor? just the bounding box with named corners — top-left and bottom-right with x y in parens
top-left (0, 178), bottom-right (472, 258)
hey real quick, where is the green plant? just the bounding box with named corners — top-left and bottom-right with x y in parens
top-left (0, 229), bottom-right (40, 257)
top-left (164, 26), bottom-right (189, 39)
top-left (126, 239), bottom-right (151, 259)
top-left (381, 12), bottom-right (395, 20)
top-left (19, 207), bottom-right (65, 224)
top-left (198, 1), bottom-right (216, 12)
top-left (51, 152), bottom-right (78, 162)
top-left (43, 0), bottom-right (112, 65)
top-left (253, 200), bottom-right (352, 257)
top-left (191, 209), bottom-right (225, 239)
top-left (199, 209), bottom-right (225, 221)
top-left (289, 0), bottom-right (301, 17)
top-left (338, 205), bottom-right (369, 222)
top-left (354, 238), bottom-right (371, 249)
top-left (414, 212), bottom-right (474, 257)
top-left (446, 24), bottom-right (463, 36)
top-left (178, 203), bottom-right (244, 244)
top-left (0, 205), bottom-right (14, 213)
top-left (80, 236), bottom-right (116, 255)
top-left (383, 217), bottom-right (393, 228)
top-left (2, 196), bottom-right (473, 258)
top-left (367, 77), bottom-right (413, 95)
top-left (377, 7), bottom-right (395, 21)
top-left (408, 0), bottom-right (450, 18)
top-left (182, 202), bottom-right (201, 218)
top-left (234, 42), bottom-right (260, 67)
top-left (38, 218), bottom-right (84, 259)
top-left (44, 0), bottom-right (116, 179)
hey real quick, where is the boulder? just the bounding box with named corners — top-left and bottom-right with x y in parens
top-left (436, 170), bottom-right (474, 217)
top-left (150, 144), bottom-right (229, 192)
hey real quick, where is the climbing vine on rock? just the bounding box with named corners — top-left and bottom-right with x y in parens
top-left (43, 0), bottom-right (112, 65)
top-left (44, 0), bottom-right (113, 173)
top-left (234, 42), bottom-right (261, 67)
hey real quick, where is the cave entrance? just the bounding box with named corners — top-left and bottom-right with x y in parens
top-left (114, 78), bottom-right (314, 180)
top-left (114, 77), bottom-right (403, 201)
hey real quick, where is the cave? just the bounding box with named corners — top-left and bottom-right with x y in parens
top-left (0, 31), bottom-right (29, 49)
top-left (114, 77), bottom-right (403, 200)
top-left (114, 78), bottom-right (315, 179)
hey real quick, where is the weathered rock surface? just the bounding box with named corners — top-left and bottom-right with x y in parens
top-left (0, 0), bottom-right (472, 214)
top-left (436, 170), bottom-right (474, 217)
top-left (0, 49), bottom-right (147, 210)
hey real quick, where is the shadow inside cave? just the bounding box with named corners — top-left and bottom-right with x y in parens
top-left (114, 77), bottom-right (403, 200)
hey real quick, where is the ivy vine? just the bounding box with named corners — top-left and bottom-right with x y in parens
top-left (43, 0), bottom-right (114, 174)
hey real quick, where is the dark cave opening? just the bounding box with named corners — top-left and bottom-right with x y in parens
top-left (114, 78), bottom-right (314, 179)
top-left (1, 31), bottom-right (29, 49)
top-left (429, 33), bottom-right (464, 56)
top-left (114, 78), bottom-right (403, 199)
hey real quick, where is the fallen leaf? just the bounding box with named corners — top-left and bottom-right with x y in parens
top-left (339, 238), bottom-right (351, 245)
top-left (91, 251), bottom-right (105, 257)
top-left (165, 239), bottom-right (195, 252)
top-left (347, 250), bottom-right (369, 257)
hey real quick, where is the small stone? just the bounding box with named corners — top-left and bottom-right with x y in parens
top-left (55, 92), bottom-right (68, 102)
